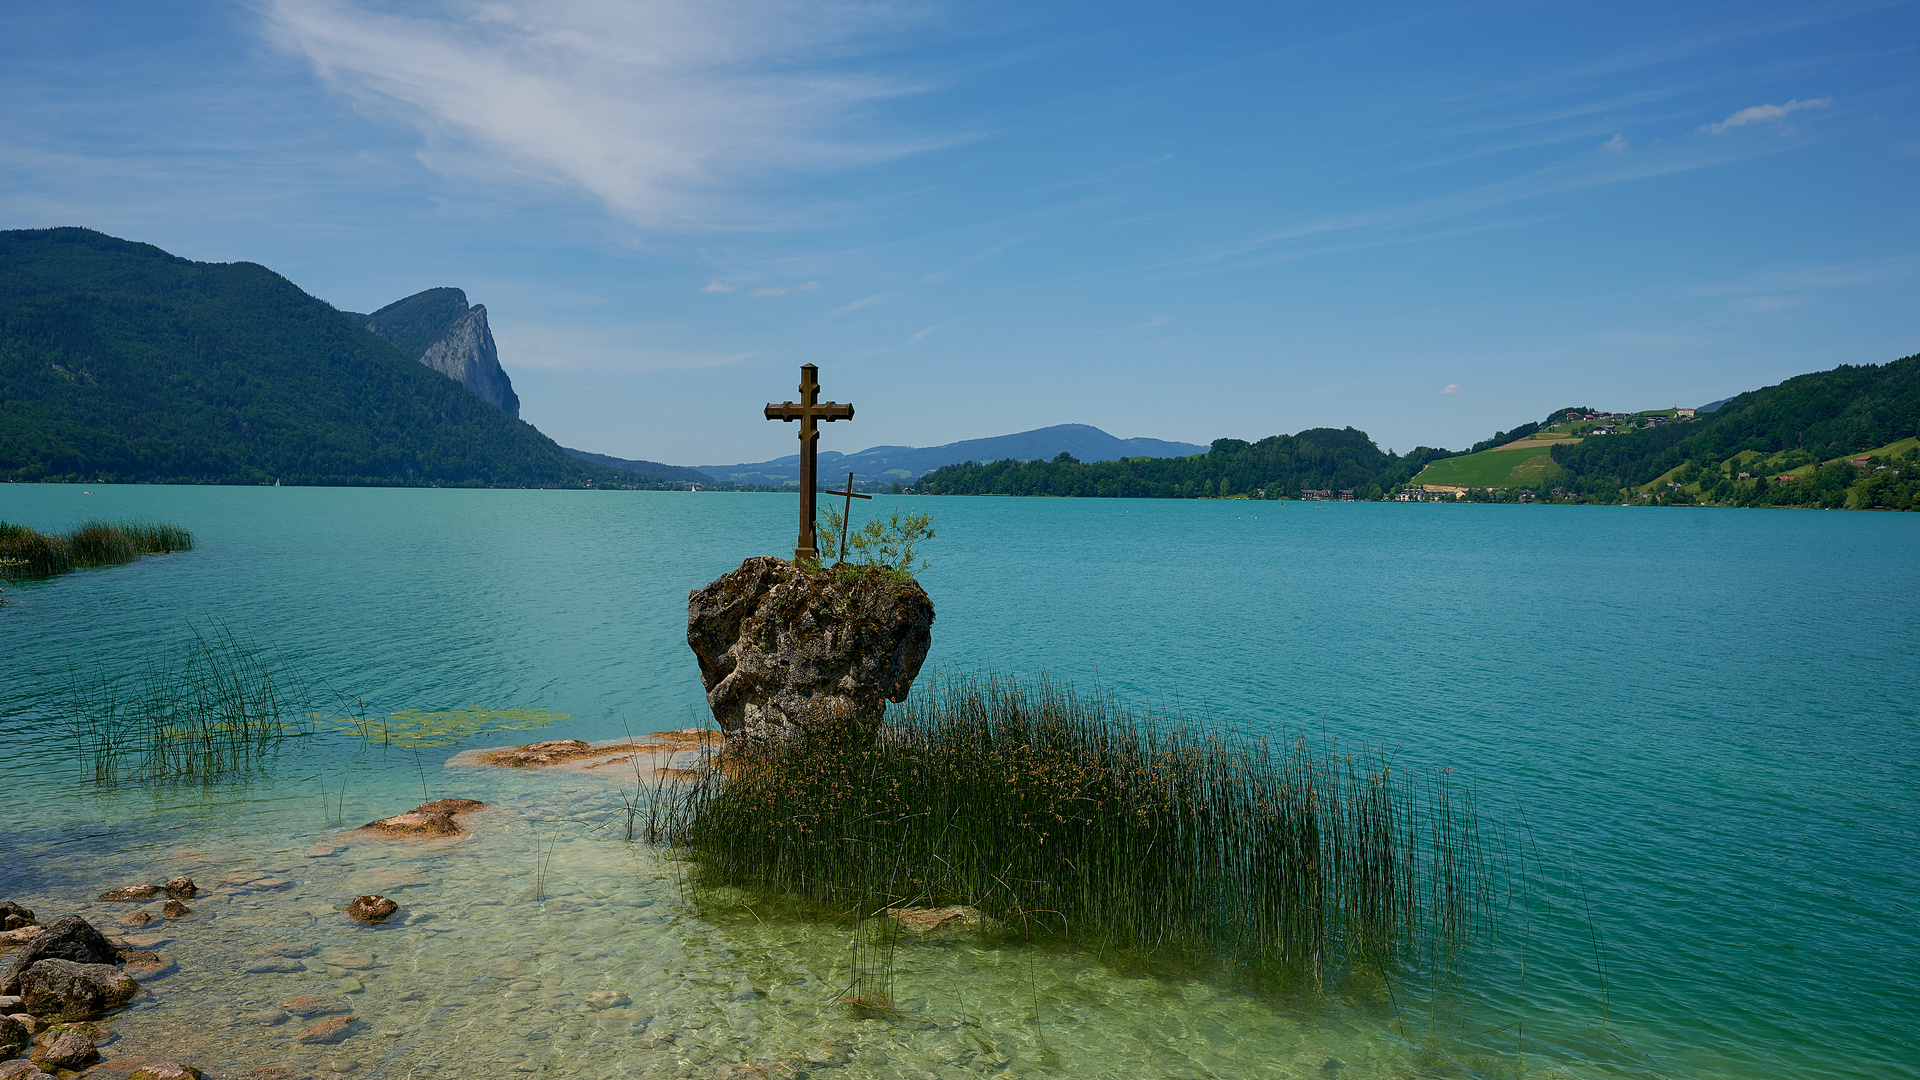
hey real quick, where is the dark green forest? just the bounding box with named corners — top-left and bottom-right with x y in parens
top-left (0, 228), bottom-right (629, 487)
top-left (914, 428), bottom-right (1455, 499)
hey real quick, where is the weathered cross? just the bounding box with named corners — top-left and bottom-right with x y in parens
top-left (765, 363), bottom-right (853, 561)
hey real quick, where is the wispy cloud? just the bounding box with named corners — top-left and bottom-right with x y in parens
top-left (1599, 133), bottom-right (1629, 153)
top-left (1441, 384), bottom-right (1464, 395)
top-left (852, 324), bottom-right (941, 355)
top-left (258, 0), bottom-right (942, 229)
top-left (749, 280), bottom-right (820, 297)
top-left (702, 280), bottom-right (734, 293)
top-left (1703, 97), bottom-right (1831, 135)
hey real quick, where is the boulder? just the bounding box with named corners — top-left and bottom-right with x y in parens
top-left (6, 1016), bottom-right (40, 1037)
top-left (97, 886), bottom-right (162, 902)
top-left (0, 918), bottom-right (118, 994)
top-left (161, 901), bottom-right (193, 920)
top-left (0, 1014), bottom-right (26, 1057)
top-left (19, 960), bottom-right (138, 1021)
top-left (0, 1060), bottom-right (53, 1080)
top-left (687, 557), bottom-right (934, 739)
top-left (163, 878), bottom-right (196, 900)
top-left (29, 1025), bottom-right (101, 1070)
top-left (345, 896), bottom-right (398, 924)
top-left (0, 905), bottom-right (32, 933)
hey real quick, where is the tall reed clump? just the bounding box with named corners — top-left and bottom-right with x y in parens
top-left (0, 520), bottom-right (193, 582)
top-left (653, 673), bottom-right (1493, 990)
top-left (68, 623), bottom-right (309, 783)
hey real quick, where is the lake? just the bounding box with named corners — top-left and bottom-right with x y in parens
top-left (2, 485), bottom-right (1915, 1080)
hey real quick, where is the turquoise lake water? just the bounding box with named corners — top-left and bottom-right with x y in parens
top-left (1, 485), bottom-right (1915, 1080)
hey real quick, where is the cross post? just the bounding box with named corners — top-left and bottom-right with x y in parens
top-left (765, 364), bottom-right (853, 562)
top-left (821, 470), bottom-right (873, 564)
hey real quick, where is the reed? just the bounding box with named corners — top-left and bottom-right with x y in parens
top-left (653, 673), bottom-right (1493, 990)
top-left (0, 519), bottom-right (193, 581)
top-left (68, 622), bottom-right (309, 783)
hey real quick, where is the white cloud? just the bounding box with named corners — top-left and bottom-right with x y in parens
top-left (259, 0), bottom-right (940, 229)
top-left (702, 280), bottom-right (734, 293)
top-left (797, 281), bottom-right (820, 291)
top-left (1704, 97), bottom-right (1831, 135)
top-left (1441, 383), bottom-right (1464, 394)
top-left (1600, 133), bottom-right (1629, 153)
top-left (750, 285), bottom-right (788, 297)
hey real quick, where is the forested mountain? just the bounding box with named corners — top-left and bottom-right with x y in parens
top-left (0, 228), bottom-right (623, 487)
top-left (1544, 352), bottom-right (1920, 509)
top-left (1551, 354), bottom-right (1919, 492)
top-left (562, 447), bottom-right (715, 485)
top-left (914, 428), bottom-right (1454, 499)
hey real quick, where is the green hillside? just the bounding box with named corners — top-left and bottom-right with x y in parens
top-left (1413, 446), bottom-right (1561, 489)
top-left (0, 228), bottom-right (627, 487)
top-left (1551, 353), bottom-right (1920, 507)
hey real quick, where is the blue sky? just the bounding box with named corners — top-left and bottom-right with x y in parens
top-left (3, 1), bottom-right (1916, 465)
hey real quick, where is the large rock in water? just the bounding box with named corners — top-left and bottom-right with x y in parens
top-left (0, 918), bottom-right (116, 994)
top-left (18, 960), bottom-right (137, 1021)
top-left (687, 557), bottom-right (934, 739)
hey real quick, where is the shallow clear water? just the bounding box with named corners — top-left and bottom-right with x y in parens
top-left (1, 486), bottom-right (1915, 1080)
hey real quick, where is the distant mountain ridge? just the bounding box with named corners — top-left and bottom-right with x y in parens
top-left (346, 288), bottom-right (521, 417)
top-left (0, 227), bottom-right (625, 487)
top-left (699, 424), bottom-right (1208, 487)
top-left (562, 448), bottom-right (714, 485)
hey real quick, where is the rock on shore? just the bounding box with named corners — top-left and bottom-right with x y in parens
top-left (0, 917), bottom-right (118, 994)
top-left (687, 557), bottom-right (934, 739)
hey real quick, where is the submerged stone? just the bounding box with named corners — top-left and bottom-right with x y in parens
top-left (297, 1016), bottom-right (357, 1045)
top-left (163, 878), bottom-right (197, 900)
top-left (359, 798), bottom-right (486, 837)
top-left (97, 886), bottom-right (163, 903)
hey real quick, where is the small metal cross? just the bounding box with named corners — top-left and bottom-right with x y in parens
top-left (820, 471), bottom-right (872, 564)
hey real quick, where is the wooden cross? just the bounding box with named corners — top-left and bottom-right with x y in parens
top-left (821, 471), bottom-right (872, 564)
top-left (765, 363), bottom-right (853, 561)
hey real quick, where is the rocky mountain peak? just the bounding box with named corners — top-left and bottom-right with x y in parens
top-left (357, 288), bottom-right (521, 418)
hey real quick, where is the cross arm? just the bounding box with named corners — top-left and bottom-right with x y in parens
top-left (765, 402), bottom-right (802, 421)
